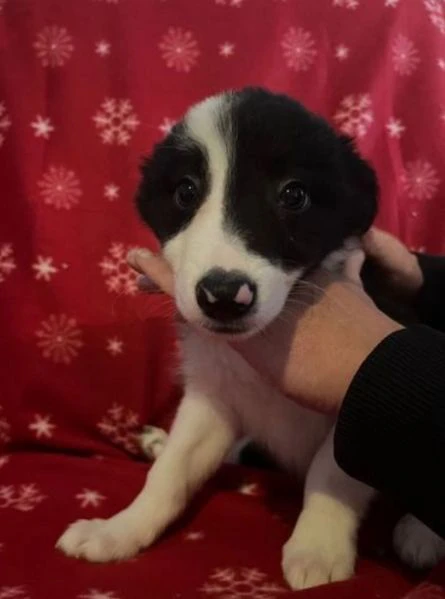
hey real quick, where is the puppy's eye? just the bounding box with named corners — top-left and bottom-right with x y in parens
top-left (174, 178), bottom-right (199, 209)
top-left (278, 181), bottom-right (311, 213)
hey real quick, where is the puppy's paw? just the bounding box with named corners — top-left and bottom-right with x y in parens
top-left (394, 514), bottom-right (445, 570)
top-left (282, 517), bottom-right (356, 590)
top-left (138, 425), bottom-right (168, 460)
top-left (56, 517), bottom-right (144, 562)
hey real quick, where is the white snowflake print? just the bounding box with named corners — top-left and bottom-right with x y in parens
top-left (385, 0), bottom-right (399, 6)
top-left (97, 403), bottom-right (140, 454)
top-left (386, 117), bottom-right (405, 138)
top-left (104, 183), bottom-right (120, 201)
top-left (107, 337), bottom-right (124, 356)
top-left (335, 44), bottom-right (350, 60)
top-left (34, 25), bottom-right (74, 67)
top-left (30, 115), bottom-right (54, 139)
top-left (401, 159), bottom-right (441, 201)
top-left (96, 40), bottom-right (111, 57)
top-left (281, 27), bottom-right (317, 73)
top-left (0, 243), bottom-right (16, 283)
top-left (0, 0), bottom-right (6, 12)
top-left (438, 57), bottom-right (445, 70)
top-left (0, 406), bottom-right (11, 445)
top-left (76, 488), bottom-right (106, 508)
top-left (392, 35), bottom-right (420, 76)
top-left (0, 455), bottom-right (10, 469)
top-left (219, 42), bottom-right (235, 58)
top-left (215, 0), bottom-right (244, 5)
top-left (238, 482), bottom-right (260, 496)
top-left (38, 165), bottom-right (82, 210)
top-left (99, 243), bottom-right (138, 295)
top-left (333, 94), bottom-right (373, 138)
top-left (159, 28), bottom-right (200, 73)
top-left (28, 414), bottom-right (56, 439)
top-left (333, 0), bottom-right (359, 8)
top-left (0, 587), bottom-right (30, 599)
top-left (0, 484), bottom-right (45, 511)
top-left (93, 98), bottom-right (140, 145)
top-left (404, 582), bottom-right (445, 599)
top-left (79, 591), bottom-right (120, 599)
top-left (0, 102), bottom-right (11, 147)
top-left (159, 117), bottom-right (176, 136)
top-left (424, 0), bottom-right (445, 36)
top-left (185, 531), bottom-right (204, 541)
top-left (201, 568), bottom-right (285, 598)
top-left (36, 314), bottom-right (83, 364)
top-left (32, 256), bottom-right (59, 281)
top-left (93, 0), bottom-right (119, 3)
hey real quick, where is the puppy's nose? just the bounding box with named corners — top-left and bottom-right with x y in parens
top-left (196, 268), bottom-right (257, 321)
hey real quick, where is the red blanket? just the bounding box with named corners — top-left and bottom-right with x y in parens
top-left (1, 0), bottom-right (445, 597)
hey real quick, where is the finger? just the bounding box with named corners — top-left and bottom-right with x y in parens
top-left (127, 248), bottom-right (175, 296)
top-left (137, 275), bottom-right (163, 293)
top-left (343, 249), bottom-right (366, 284)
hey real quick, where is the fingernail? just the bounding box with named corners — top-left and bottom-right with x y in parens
top-left (127, 248), bottom-right (153, 264)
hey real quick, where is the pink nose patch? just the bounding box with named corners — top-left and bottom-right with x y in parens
top-left (234, 283), bottom-right (254, 305)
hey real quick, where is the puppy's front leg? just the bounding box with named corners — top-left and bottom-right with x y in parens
top-left (57, 390), bottom-right (236, 562)
top-left (282, 430), bottom-right (375, 590)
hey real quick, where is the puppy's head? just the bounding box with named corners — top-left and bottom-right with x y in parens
top-left (137, 88), bottom-right (378, 337)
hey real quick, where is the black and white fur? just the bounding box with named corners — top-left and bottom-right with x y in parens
top-left (57, 88), bottom-right (445, 589)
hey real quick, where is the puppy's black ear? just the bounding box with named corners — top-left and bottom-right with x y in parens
top-left (339, 134), bottom-right (378, 234)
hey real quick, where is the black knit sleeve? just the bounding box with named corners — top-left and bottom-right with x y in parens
top-left (334, 325), bottom-right (445, 538)
top-left (414, 254), bottom-right (445, 332)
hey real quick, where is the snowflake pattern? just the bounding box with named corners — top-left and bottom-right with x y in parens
top-left (28, 414), bottom-right (56, 439)
top-left (36, 314), bottom-right (83, 364)
top-left (392, 35), bottom-right (420, 76)
top-left (0, 484), bottom-right (45, 511)
top-left (0, 0), bottom-right (6, 12)
top-left (107, 337), bottom-right (124, 355)
top-left (104, 183), bottom-right (120, 200)
top-left (424, 0), bottom-right (445, 36)
top-left (401, 159), bottom-right (441, 201)
top-left (97, 403), bottom-right (140, 454)
top-left (0, 455), bottom-right (10, 469)
top-left (335, 44), bottom-right (350, 60)
top-left (281, 27), bottom-right (317, 73)
top-left (30, 115), bottom-right (54, 139)
top-left (386, 117), bottom-right (405, 138)
top-left (78, 592), bottom-right (120, 599)
top-left (333, 0), bottom-right (359, 8)
top-left (219, 42), bottom-right (235, 58)
top-left (34, 25), bottom-right (74, 67)
top-left (76, 488), bottom-right (106, 508)
top-left (32, 256), bottom-right (59, 281)
top-left (201, 568), bottom-right (285, 598)
top-left (96, 40), bottom-right (111, 56)
top-left (159, 28), bottom-right (200, 73)
top-left (93, 98), bottom-right (140, 145)
top-left (215, 0), bottom-right (244, 6)
top-left (99, 243), bottom-right (138, 295)
top-left (385, 0), bottom-right (400, 6)
top-left (38, 165), bottom-right (82, 210)
top-left (0, 406), bottom-right (11, 445)
top-left (0, 102), bottom-right (11, 147)
top-left (185, 531), bottom-right (205, 541)
top-left (0, 587), bottom-right (30, 599)
top-left (333, 93), bottom-right (373, 138)
top-left (159, 117), bottom-right (176, 136)
top-left (0, 244), bottom-right (16, 283)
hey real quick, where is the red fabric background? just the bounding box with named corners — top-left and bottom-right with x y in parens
top-left (1, 0), bottom-right (445, 597)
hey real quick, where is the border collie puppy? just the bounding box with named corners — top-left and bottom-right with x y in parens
top-left (57, 88), bottom-right (445, 589)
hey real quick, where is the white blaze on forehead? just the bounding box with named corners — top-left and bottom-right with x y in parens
top-left (234, 283), bottom-right (254, 305)
top-left (184, 94), bottom-right (230, 215)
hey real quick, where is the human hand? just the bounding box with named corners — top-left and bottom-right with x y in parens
top-left (363, 228), bottom-right (423, 298)
top-left (128, 247), bottom-right (402, 414)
